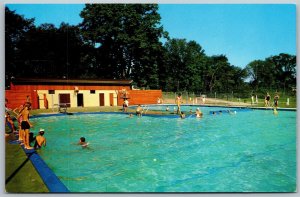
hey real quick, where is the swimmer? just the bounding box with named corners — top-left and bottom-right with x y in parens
top-left (180, 111), bottom-right (186, 119)
top-left (127, 113), bottom-right (133, 118)
top-left (228, 110), bottom-right (236, 115)
top-left (166, 106), bottom-right (169, 111)
top-left (273, 108), bottom-right (278, 115)
top-left (34, 129), bottom-right (46, 149)
top-left (195, 108), bottom-right (203, 118)
top-left (136, 104), bottom-right (143, 117)
top-left (78, 137), bottom-right (88, 148)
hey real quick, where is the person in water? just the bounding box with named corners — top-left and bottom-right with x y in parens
top-left (180, 111), bottom-right (186, 119)
top-left (136, 104), bottom-right (143, 117)
top-left (78, 137), bottom-right (88, 148)
top-left (34, 129), bottom-right (46, 149)
top-left (195, 108), bottom-right (203, 118)
top-left (273, 108), bottom-right (278, 115)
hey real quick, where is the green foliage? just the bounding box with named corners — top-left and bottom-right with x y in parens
top-left (80, 4), bottom-right (167, 88)
top-left (5, 7), bottom-right (35, 86)
top-left (246, 53), bottom-right (296, 93)
top-left (162, 38), bottom-right (206, 92)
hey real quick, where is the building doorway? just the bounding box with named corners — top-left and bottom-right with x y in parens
top-left (99, 93), bottom-right (105, 106)
top-left (59, 94), bottom-right (71, 107)
top-left (109, 93), bottom-right (114, 106)
top-left (77, 93), bottom-right (84, 107)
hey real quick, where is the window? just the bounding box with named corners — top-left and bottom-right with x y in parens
top-left (90, 90), bottom-right (96, 94)
top-left (48, 90), bottom-right (55, 94)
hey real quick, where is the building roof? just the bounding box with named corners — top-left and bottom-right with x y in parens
top-left (12, 78), bottom-right (133, 86)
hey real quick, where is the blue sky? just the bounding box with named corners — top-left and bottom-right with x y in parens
top-left (6, 3), bottom-right (296, 68)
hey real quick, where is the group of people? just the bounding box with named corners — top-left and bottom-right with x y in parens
top-left (6, 98), bottom-right (88, 150)
top-left (264, 92), bottom-right (280, 108)
top-left (5, 99), bottom-right (47, 150)
top-left (180, 107), bottom-right (203, 119)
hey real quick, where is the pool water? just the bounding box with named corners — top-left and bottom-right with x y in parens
top-left (30, 107), bottom-right (296, 192)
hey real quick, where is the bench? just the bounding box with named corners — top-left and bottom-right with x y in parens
top-left (53, 104), bottom-right (68, 113)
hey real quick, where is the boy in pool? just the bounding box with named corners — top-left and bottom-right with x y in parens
top-left (195, 108), bottom-right (203, 118)
top-left (78, 137), bottom-right (88, 148)
top-left (180, 111), bottom-right (186, 119)
top-left (136, 104), bottom-right (143, 117)
top-left (34, 129), bottom-right (46, 149)
top-left (273, 108), bottom-right (278, 115)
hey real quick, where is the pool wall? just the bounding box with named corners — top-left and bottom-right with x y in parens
top-left (22, 146), bottom-right (70, 192)
top-left (8, 139), bottom-right (70, 193)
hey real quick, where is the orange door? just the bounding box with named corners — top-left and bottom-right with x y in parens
top-left (109, 93), bottom-right (114, 106)
top-left (99, 93), bottom-right (105, 106)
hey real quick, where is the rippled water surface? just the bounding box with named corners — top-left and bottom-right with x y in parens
top-left (31, 107), bottom-right (296, 192)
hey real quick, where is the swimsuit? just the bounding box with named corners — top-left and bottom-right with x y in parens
top-left (21, 121), bottom-right (30, 130)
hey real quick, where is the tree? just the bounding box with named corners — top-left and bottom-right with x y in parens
top-left (204, 55), bottom-right (231, 93)
top-left (79, 4), bottom-right (167, 88)
top-left (162, 38), bottom-right (206, 92)
top-left (5, 7), bottom-right (35, 86)
top-left (265, 53), bottom-right (296, 92)
top-left (245, 53), bottom-right (296, 93)
top-left (6, 6), bottom-right (97, 81)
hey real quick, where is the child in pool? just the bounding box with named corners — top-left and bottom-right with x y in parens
top-left (34, 129), bottom-right (46, 149)
top-left (180, 111), bottom-right (186, 119)
top-left (78, 137), bottom-right (88, 148)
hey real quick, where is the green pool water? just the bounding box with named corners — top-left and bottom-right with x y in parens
top-left (31, 107), bottom-right (296, 192)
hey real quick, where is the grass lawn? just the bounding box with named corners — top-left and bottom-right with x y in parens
top-left (5, 139), bottom-right (49, 193)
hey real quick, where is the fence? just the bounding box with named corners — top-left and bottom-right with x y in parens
top-left (162, 90), bottom-right (296, 107)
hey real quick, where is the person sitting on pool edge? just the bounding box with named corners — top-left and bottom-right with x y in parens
top-left (78, 137), bottom-right (88, 148)
top-left (34, 129), bottom-right (46, 149)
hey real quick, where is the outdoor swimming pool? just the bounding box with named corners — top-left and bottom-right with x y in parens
top-left (30, 106), bottom-right (296, 192)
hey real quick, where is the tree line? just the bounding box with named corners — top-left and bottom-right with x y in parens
top-left (5, 4), bottom-right (296, 96)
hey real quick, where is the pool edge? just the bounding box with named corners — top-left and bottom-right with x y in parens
top-left (21, 146), bottom-right (70, 193)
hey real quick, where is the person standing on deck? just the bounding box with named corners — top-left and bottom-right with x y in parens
top-left (265, 92), bottom-right (271, 107)
top-left (17, 102), bottom-right (33, 149)
top-left (274, 92), bottom-right (280, 108)
top-left (176, 93), bottom-right (182, 114)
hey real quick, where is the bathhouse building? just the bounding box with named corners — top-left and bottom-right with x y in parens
top-left (5, 78), bottom-right (162, 110)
